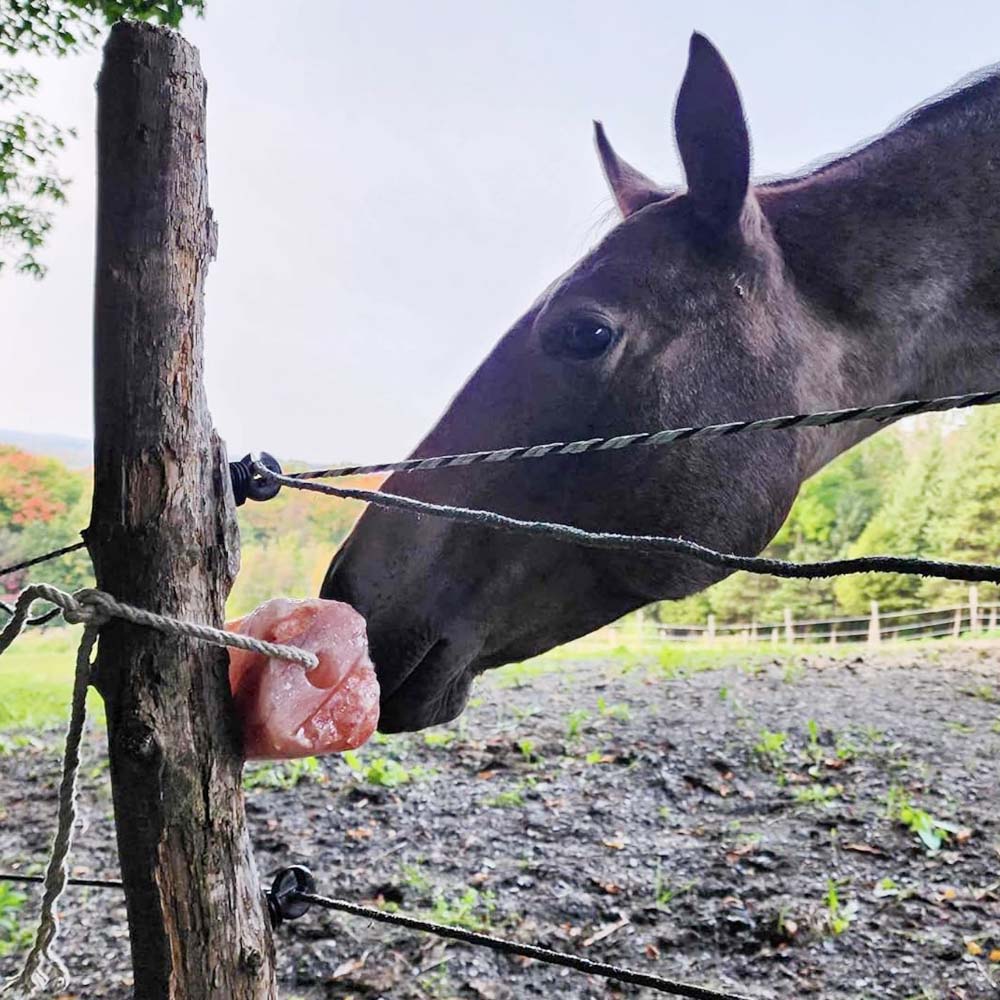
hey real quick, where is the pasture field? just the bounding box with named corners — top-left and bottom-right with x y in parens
top-left (1, 635), bottom-right (998, 998)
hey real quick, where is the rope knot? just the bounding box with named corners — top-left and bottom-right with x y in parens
top-left (63, 589), bottom-right (115, 628)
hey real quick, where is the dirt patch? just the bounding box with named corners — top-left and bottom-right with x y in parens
top-left (1, 642), bottom-right (998, 998)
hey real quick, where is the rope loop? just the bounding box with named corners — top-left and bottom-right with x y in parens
top-left (62, 589), bottom-right (114, 627)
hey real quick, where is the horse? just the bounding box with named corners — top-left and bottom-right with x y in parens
top-left (322, 33), bottom-right (1000, 732)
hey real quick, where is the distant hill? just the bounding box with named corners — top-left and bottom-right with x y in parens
top-left (0, 429), bottom-right (92, 469)
top-left (0, 429), bottom-right (349, 475)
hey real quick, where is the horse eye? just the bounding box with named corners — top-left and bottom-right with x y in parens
top-left (549, 319), bottom-right (617, 360)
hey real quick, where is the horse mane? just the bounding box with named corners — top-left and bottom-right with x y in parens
top-left (763, 63), bottom-right (1000, 190)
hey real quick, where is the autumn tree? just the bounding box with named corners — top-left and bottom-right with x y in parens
top-left (0, 445), bottom-right (92, 594)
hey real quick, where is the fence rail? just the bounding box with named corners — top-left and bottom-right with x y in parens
top-left (586, 587), bottom-right (1000, 647)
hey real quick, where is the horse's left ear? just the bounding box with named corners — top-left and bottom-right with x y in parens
top-left (594, 121), bottom-right (665, 218)
top-left (674, 33), bottom-right (751, 236)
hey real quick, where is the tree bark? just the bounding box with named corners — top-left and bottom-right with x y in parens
top-left (89, 22), bottom-right (277, 999)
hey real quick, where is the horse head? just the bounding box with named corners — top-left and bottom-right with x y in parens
top-left (323, 33), bottom-right (1000, 730)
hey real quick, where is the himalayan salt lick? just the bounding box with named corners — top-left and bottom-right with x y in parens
top-left (227, 597), bottom-right (380, 760)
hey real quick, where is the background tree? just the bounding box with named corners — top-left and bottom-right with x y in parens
top-left (833, 432), bottom-right (943, 614)
top-left (918, 408), bottom-right (1000, 608)
top-left (0, 0), bottom-right (205, 275)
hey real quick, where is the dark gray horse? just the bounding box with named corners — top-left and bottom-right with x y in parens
top-left (324, 33), bottom-right (1000, 732)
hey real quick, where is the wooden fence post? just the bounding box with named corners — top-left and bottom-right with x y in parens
top-left (990, 605), bottom-right (998, 632)
top-left (706, 614), bottom-right (717, 642)
top-left (88, 23), bottom-right (276, 999)
top-left (829, 622), bottom-right (837, 647)
top-left (784, 607), bottom-right (795, 644)
top-left (953, 607), bottom-right (963, 639)
top-left (867, 600), bottom-right (881, 646)
top-left (969, 586), bottom-right (980, 634)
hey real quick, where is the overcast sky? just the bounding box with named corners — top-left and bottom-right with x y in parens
top-left (3, 0), bottom-right (999, 464)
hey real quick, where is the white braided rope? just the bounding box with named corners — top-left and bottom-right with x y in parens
top-left (0, 584), bottom-right (316, 997)
top-left (0, 592), bottom-right (97, 997)
top-left (12, 584), bottom-right (317, 668)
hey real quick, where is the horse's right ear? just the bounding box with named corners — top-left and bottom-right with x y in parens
top-left (594, 122), bottom-right (665, 218)
top-left (674, 33), bottom-right (751, 236)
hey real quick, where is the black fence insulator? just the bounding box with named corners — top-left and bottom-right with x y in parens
top-left (265, 866), bottom-right (316, 928)
top-left (230, 452), bottom-right (283, 507)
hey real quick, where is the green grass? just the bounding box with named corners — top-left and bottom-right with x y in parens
top-left (0, 627), bottom-right (105, 732)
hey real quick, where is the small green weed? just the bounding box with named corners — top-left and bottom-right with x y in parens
top-left (564, 709), bottom-right (589, 740)
top-left (0, 883), bottom-right (31, 958)
top-left (0, 734), bottom-right (40, 755)
top-left (834, 734), bottom-right (859, 762)
top-left (516, 737), bottom-right (538, 763)
top-left (794, 783), bottom-right (843, 806)
top-left (885, 787), bottom-right (960, 852)
top-left (805, 719), bottom-right (823, 764)
top-left (418, 964), bottom-right (454, 997)
top-left (243, 756), bottom-right (320, 791)
top-left (423, 730), bottom-right (456, 749)
top-left (343, 751), bottom-right (421, 788)
top-left (822, 877), bottom-right (857, 935)
top-left (782, 661), bottom-right (806, 684)
top-left (400, 862), bottom-right (431, 893)
top-left (485, 787), bottom-right (525, 809)
top-left (652, 862), bottom-right (693, 908)
top-left (595, 696), bottom-right (630, 721)
top-left (753, 729), bottom-right (788, 769)
top-left (428, 888), bottom-right (496, 930)
top-left (944, 721), bottom-right (975, 736)
top-left (961, 684), bottom-right (998, 703)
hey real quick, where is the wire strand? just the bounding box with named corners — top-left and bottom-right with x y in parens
top-left (0, 541), bottom-right (87, 580)
top-left (260, 466), bottom-right (1000, 585)
top-left (0, 873), bottom-right (123, 890)
top-left (291, 388), bottom-right (1000, 480)
top-left (0, 873), bottom-right (750, 1000)
top-left (292, 891), bottom-right (753, 1000)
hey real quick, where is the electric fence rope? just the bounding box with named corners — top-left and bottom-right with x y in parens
top-left (256, 463), bottom-right (1000, 585)
top-left (0, 585), bottom-right (316, 997)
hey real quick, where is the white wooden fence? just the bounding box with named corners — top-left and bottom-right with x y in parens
top-left (615, 586), bottom-right (1000, 646)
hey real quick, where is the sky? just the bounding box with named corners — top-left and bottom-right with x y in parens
top-left (3, 0), bottom-right (1000, 465)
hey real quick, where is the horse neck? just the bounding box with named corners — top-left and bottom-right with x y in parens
top-left (761, 80), bottom-right (1000, 473)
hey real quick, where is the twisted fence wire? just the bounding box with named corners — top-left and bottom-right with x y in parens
top-left (292, 388), bottom-right (1000, 480)
top-left (8, 387), bottom-right (1000, 588)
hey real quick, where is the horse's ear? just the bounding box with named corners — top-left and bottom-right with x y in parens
top-left (674, 32), bottom-right (750, 236)
top-left (594, 121), bottom-right (665, 218)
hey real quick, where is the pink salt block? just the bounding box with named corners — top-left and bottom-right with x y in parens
top-left (227, 597), bottom-right (380, 760)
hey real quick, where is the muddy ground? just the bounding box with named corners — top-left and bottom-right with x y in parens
top-left (1, 641), bottom-right (998, 999)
